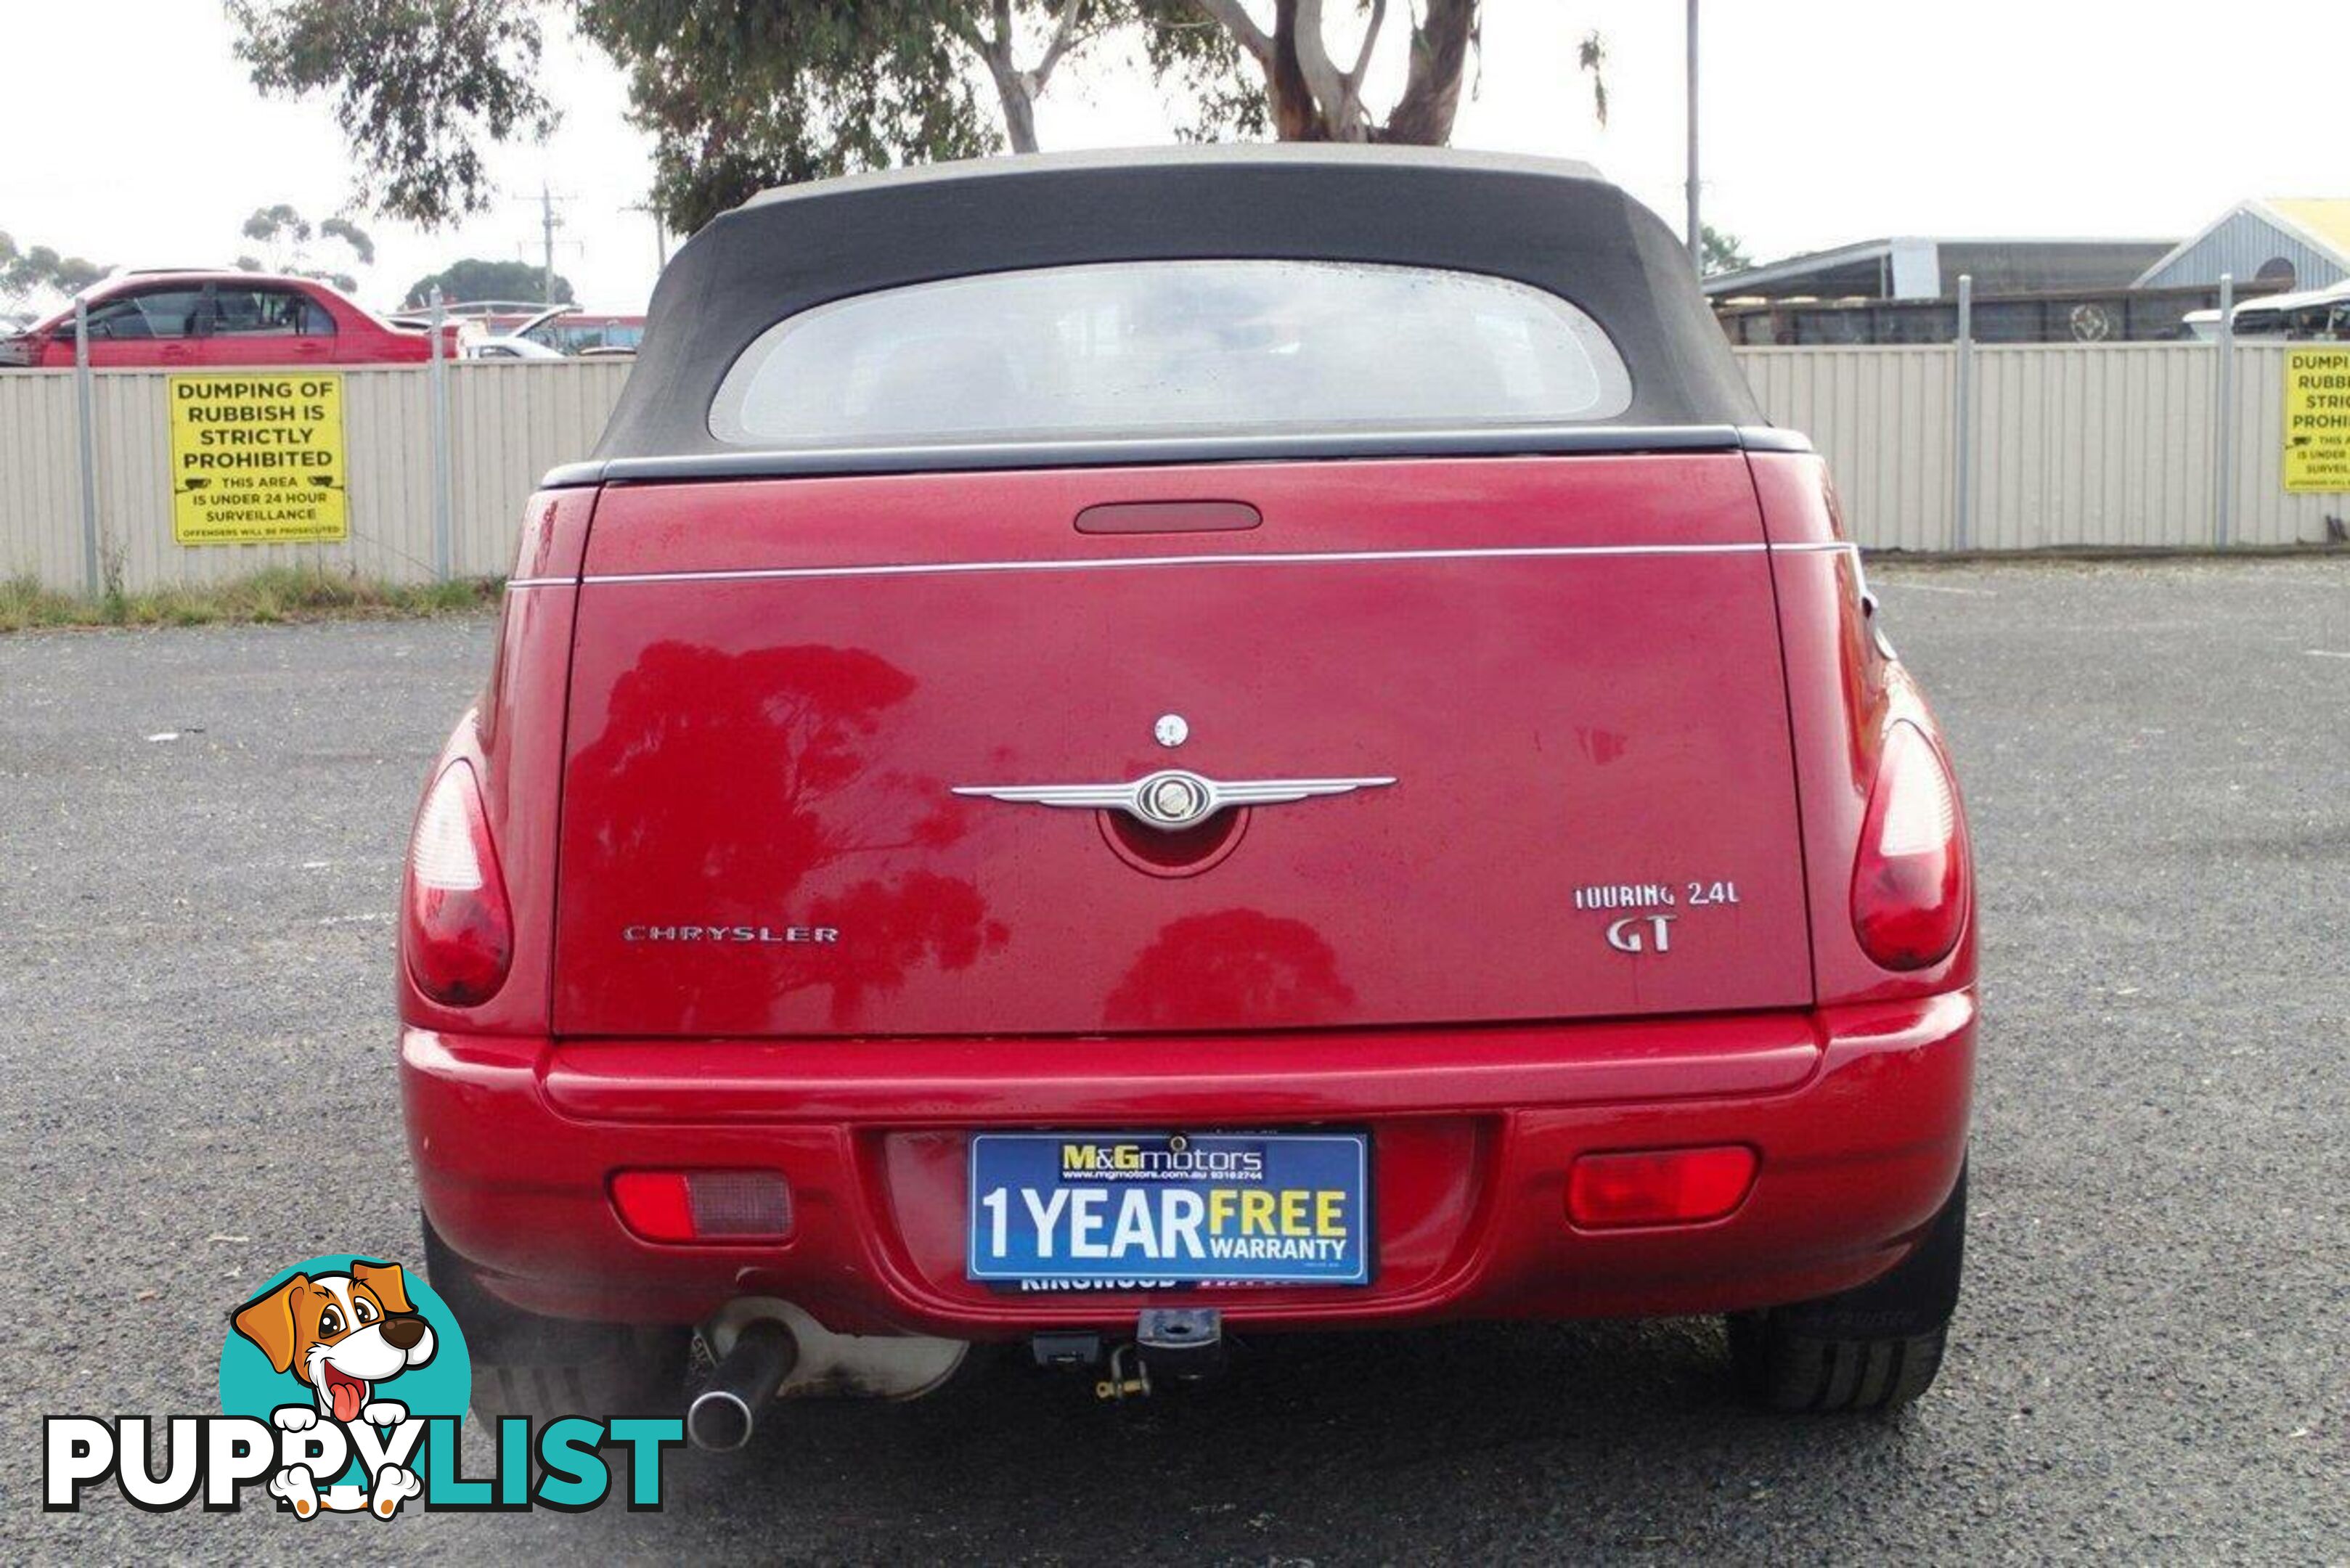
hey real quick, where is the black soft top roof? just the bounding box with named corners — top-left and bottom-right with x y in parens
top-left (581, 146), bottom-right (1772, 477)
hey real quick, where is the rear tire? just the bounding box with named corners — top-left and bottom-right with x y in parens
top-left (1727, 1164), bottom-right (1965, 1413)
top-left (423, 1218), bottom-right (688, 1428)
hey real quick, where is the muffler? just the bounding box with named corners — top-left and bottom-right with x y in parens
top-left (686, 1318), bottom-right (799, 1452)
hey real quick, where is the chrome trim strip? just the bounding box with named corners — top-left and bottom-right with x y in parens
top-left (1736, 425), bottom-right (1817, 453)
top-left (510, 540), bottom-right (1857, 589)
top-left (575, 542), bottom-right (1758, 587)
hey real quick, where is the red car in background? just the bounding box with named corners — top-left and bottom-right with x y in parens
top-left (403, 148), bottom-right (1976, 1447)
top-left (0, 270), bottom-right (456, 367)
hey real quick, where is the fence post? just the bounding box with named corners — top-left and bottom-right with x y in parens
top-left (73, 297), bottom-right (101, 597)
top-left (1954, 274), bottom-right (1975, 552)
top-left (2214, 272), bottom-right (2235, 547)
top-left (428, 287), bottom-right (453, 582)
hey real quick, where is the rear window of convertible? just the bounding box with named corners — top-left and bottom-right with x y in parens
top-left (709, 259), bottom-right (1634, 447)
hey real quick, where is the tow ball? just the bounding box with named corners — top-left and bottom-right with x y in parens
top-left (1043, 1309), bottom-right (1225, 1401)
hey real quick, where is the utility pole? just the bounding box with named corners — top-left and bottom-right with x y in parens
top-left (624, 200), bottom-right (670, 273)
top-left (1686, 0), bottom-right (1702, 271)
top-left (2215, 274), bottom-right (2236, 547)
top-left (539, 181), bottom-right (561, 305)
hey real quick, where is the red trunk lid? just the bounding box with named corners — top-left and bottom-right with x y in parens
top-left (552, 454), bottom-right (1810, 1037)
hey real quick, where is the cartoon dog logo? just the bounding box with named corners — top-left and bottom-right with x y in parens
top-left (230, 1260), bottom-right (437, 1518)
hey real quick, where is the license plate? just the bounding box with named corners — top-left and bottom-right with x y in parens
top-left (968, 1132), bottom-right (1370, 1286)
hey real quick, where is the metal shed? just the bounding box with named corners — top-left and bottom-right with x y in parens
top-left (2134, 199), bottom-right (2350, 292)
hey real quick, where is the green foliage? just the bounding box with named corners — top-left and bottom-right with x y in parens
top-left (0, 569), bottom-right (498, 633)
top-left (578, 0), bottom-right (1001, 233)
top-left (1701, 224), bottom-right (1750, 279)
top-left (402, 258), bottom-right (575, 308)
top-left (224, 1), bottom-right (1543, 234)
top-left (229, 0), bottom-right (558, 225)
top-left (242, 202), bottom-right (312, 249)
top-left (0, 576), bottom-right (81, 629)
top-left (1577, 28), bottom-right (1607, 127)
top-left (1138, 0), bottom-right (1267, 142)
top-left (320, 216), bottom-right (378, 266)
top-left (229, 0), bottom-right (1266, 233)
top-left (0, 231), bottom-right (110, 301)
top-left (234, 203), bottom-right (374, 293)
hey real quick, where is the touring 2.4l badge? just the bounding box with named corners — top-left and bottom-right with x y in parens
top-left (1576, 877), bottom-right (1743, 955)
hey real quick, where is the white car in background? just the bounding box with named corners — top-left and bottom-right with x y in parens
top-left (462, 305), bottom-right (645, 360)
top-left (465, 332), bottom-right (566, 360)
top-left (2182, 279), bottom-right (2350, 340)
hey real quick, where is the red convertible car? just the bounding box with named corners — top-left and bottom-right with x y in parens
top-left (403, 148), bottom-right (1975, 1445)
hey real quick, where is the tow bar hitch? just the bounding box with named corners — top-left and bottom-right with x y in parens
top-left (1075, 1308), bottom-right (1225, 1401)
top-left (1136, 1308), bottom-right (1225, 1380)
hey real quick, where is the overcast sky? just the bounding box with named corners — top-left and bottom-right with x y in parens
top-left (4, 1), bottom-right (2341, 314)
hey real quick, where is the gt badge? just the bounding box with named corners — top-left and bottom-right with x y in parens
top-left (1606, 914), bottom-right (1676, 955)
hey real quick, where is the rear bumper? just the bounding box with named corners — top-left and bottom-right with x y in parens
top-left (404, 992), bottom-right (1973, 1338)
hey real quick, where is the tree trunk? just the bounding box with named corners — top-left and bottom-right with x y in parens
top-left (1244, 0), bottom-right (1472, 144)
top-left (1374, 0), bottom-right (1474, 145)
top-left (971, 0), bottom-right (1085, 155)
top-left (994, 68), bottom-right (1041, 153)
top-left (1267, 0), bottom-right (1323, 140)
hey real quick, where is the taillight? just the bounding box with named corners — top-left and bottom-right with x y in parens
top-left (404, 760), bottom-right (513, 1006)
top-left (1567, 1146), bottom-right (1758, 1228)
top-left (1851, 721), bottom-right (1967, 970)
top-left (611, 1171), bottom-right (795, 1244)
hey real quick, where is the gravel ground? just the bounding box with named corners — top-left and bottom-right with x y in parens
top-left (1, 557), bottom-right (2344, 1563)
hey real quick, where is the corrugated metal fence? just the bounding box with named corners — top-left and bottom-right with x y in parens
top-left (0, 360), bottom-right (630, 591)
top-left (1747, 342), bottom-right (2341, 551)
top-left (0, 344), bottom-right (2340, 592)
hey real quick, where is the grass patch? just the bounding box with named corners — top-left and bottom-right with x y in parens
top-left (0, 569), bottom-right (500, 632)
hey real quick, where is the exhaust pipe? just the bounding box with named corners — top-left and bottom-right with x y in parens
top-left (686, 1318), bottom-right (799, 1452)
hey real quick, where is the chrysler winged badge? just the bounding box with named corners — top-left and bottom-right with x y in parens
top-left (951, 769), bottom-right (1395, 831)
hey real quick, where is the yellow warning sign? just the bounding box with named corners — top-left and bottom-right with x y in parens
top-left (2284, 348), bottom-right (2350, 493)
top-left (168, 374), bottom-right (348, 544)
